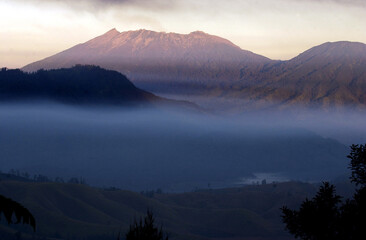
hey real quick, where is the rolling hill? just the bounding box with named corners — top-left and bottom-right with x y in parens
top-left (0, 179), bottom-right (323, 240)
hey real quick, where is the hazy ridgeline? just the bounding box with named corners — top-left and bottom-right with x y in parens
top-left (0, 103), bottom-right (359, 192)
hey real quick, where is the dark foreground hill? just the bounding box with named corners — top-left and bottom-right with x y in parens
top-left (0, 65), bottom-right (196, 110)
top-left (0, 179), bottom-right (332, 240)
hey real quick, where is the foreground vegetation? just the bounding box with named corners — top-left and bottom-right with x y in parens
top-left (0, 177), bottom-right (325, 240)
top-left (282, 144), bottom-right (366, 239)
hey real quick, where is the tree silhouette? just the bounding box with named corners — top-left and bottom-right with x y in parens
top-left (281, 182), bottom-right (342, 239)
top-left (281, 144), bottom-right (366, 240)
top-left (338, 144), bottom-right (366, 240)
top-left (348, 144), bottom-right (366, 186)
top-left (125, 210), bottom-right (168, 240)
top-left (0, 194), bottom-right (36, 231)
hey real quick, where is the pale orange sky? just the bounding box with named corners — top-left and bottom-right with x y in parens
top-left (1, 0), bottom-right (365, 68)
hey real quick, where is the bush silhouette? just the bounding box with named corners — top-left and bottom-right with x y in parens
top-left (0, 194), bottom-right (36, 231)
top-left (125, 210), bottom-right (168, 240)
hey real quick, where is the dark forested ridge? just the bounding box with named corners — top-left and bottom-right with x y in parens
top-left (0, 65), bottom-right (158, 106)
top-left (0, 65), bottom-right (197, 110)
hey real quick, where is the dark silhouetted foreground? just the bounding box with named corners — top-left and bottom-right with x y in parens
top-left (0, 194), bottom-right (36, 231)
top-left (125, 210), bottom-right (168, 240)
top-left (281, 144), bottom-right (366, 240)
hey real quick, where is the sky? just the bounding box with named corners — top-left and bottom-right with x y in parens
top-left (0, 0), bottom-right (365, 68)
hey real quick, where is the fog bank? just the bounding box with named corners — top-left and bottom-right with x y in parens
top-left (0, 103), bottom-right (353, 191)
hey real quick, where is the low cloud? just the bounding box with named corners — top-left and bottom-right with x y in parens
top-left (293, 0), bottom-right (366, 7)
top-left (10, 0), bottom-right (180, 12)
top-left (9, 0), bottom-right (366, 14)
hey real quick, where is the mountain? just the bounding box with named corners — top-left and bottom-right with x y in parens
top-left (0, 65), bottom-right (196, 109)
top-left (233, 41), bottom-right (366, 110)
top-left (22, 29), bottom-right (270, 93)
top-left (22, 29), bottom-right (366, 110)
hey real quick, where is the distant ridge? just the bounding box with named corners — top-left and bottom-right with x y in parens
top-left (234, 41), bottom-right (366, 110)
top-left (22, 29), bottom-right (366, 110)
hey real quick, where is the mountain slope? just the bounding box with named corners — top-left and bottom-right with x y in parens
top-left (22, 29), bottom-right (270, 92)
top-left (234, 41), bottom-right (366, 109)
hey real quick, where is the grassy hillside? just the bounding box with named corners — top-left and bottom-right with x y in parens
top-left (0, 180), bottom-right (327, 240)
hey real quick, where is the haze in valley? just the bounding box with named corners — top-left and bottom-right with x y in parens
top-left (1, 1), bottom-right (366, 239)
